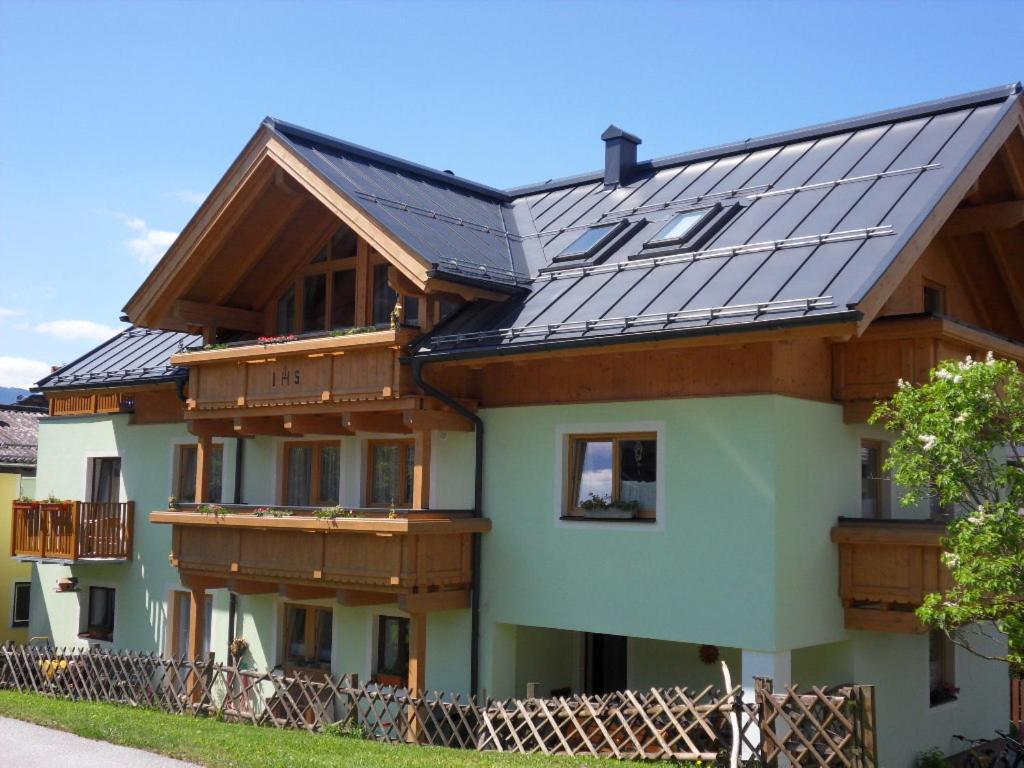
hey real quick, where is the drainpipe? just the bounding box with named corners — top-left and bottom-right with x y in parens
top-left (410, 356), bottom-right (484, 696)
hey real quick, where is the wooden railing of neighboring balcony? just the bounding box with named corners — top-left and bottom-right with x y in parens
top-left (831, 517), bottom-right (950, 634)
top-left (10, 501), bottom-right (134, 562)
top-left (150, 504), bottom-right (490, 597)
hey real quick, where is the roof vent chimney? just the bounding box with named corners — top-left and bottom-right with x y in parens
top-left (601, 125), bottom-right (642, 186)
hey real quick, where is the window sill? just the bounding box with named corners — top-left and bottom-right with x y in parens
top-left (559, 515), bottom-right (657, 524)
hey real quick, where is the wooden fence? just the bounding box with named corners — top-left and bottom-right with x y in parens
top-left (0, 644), bottom-right (876, 765)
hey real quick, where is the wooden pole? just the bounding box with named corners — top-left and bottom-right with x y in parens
top-left (195, 435), bottom-right (212, 504)
top-left (188, 586), bottom-right (207, 704)
top-left (412, 430), bottom-right (431, 510)
top-left (407, 611), bottom-right (427, 743)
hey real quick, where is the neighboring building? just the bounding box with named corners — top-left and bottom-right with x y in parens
top-left (20, 83), bottom-right (1024, 765)
top-left (1, 402), bottom-right (43, 643)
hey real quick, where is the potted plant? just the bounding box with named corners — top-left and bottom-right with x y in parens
top-left (578, 493), bottom-right (641, 520)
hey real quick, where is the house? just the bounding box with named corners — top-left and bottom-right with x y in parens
top-left (20, 82), bottom-right (1024, 765)
top-left (1, 401), bottom-right (43, 643)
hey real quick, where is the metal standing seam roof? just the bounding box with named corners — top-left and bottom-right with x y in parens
top-left (415, 83), bottom-right (1023, 358)
top-left (35, 327), bottom-right (200, 391)
top-left (0, 406), bottom-right (42, 466)
top-left (265, 119), bottom-right (531, 291)
top-left (36, 84), bottom-right (1023, 389)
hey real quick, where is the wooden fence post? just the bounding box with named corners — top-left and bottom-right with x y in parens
top-left (853, 684), bottom-right (878, 768)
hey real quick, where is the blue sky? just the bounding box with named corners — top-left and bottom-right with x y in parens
top-left (1, 0), bottom-right (1022, 387)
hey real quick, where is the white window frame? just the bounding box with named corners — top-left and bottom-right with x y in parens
top-left (553, 421), bottom-right (665, 531)
top-left (82, 451), bottom-right (125, 504)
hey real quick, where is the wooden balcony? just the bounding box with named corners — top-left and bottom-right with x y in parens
top-left (831, 517), bottom-right (950, 634)
top-left (170, 328), bottom-right (419, 418)
top-left (11, 501), bottom-right (135, 563)
top-left (150, 505), bottom-right (489, 607)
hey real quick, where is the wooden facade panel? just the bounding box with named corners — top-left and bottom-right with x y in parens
top-left (331, 347), bottom-right (397, 399)
top-left (165, 517), bottom-right (479, 593)
top-left (193, 363), bottom-right (244, 409)
top-left (246, 357), bottom-right (331, 406)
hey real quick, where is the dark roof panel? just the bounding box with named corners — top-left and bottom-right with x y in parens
top-left (0, 406), bottom-right (42, 466)
top-left (36, 327), bottom-right (198, 391)
top-left (415, 85), bottom-right (1021, 357)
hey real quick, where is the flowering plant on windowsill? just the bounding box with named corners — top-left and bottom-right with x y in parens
top-left (578, 493), bottom-right (641, 519)
top-left (256, 334), bottom-right (297, 345)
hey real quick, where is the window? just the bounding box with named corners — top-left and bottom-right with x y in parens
top-left (283, 441), bottom-right (340, 507)
top-left (372, 263), bottom-right (398, 326)
top-left (283, 604), bottom-right (333, 671)
top-left (89, 457), bottom-right (121, 504)
top-left (929, 630), bottom-right (957, 707)
top-left (555, 222), bottom-right (624, 261)
top-left (860, 440), bottom-right (889, 519)
top-left (276, 224), bottom-right (359, 334)
top-left (11, 582), bottom-right (30, 628)
top-left (366, 440), bottom-right (415, 507)
top-left (85, 586), bottom-right (115, 641)
top-left (923, 280), bottom-right (946, 314)
top-left (565, 433), bottom-right (657, 520)
top-left (375, 615), bottom-right (409, 685)
top-left (175, 443), bottom-right (223, 504)
top-left (648, 207), bottom-right (717, 245)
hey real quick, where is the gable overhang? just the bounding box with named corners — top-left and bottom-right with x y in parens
top-left (851, 88), bottom-right (1024, 335)
top-left (123, 124), bottom-right (479, 331)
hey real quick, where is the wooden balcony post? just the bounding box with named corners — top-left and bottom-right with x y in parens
top-left (188, 585), bottom-right (207, 705)
top-left (195, 435), bottom-right (213, 503)
top-left (412, 430), bottom-right (431, 510)
top-left (407, 611), bottom-right (426, 742)
top-left (71, 501), bottom-right (81, 561)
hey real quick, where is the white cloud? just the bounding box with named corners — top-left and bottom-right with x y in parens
top-left (35, 319), bottom-right (120, 342)
top-left (0, 356), bottom-right (52, 389)
top-left (168, 189), bottom-right (205, 205)
top-left (120, 215), bottom-right (178, 265)
top-left (0, 307), bottom-right (24, 320)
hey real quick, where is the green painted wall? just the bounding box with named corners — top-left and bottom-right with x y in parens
top-left (0, 472), bottom-right (31, 644)
top-left (30, 415), bottom-right (237, 652)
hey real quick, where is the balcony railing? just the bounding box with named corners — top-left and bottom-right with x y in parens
top-left (11, 501), bottom-right (135, 562)
top-left (831, 517), bottom-right (950, 633)
top-left (150, 504), bottom-right (490, 596)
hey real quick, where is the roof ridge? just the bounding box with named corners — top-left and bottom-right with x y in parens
top-left (505, 82), bottom-right (1023, 197)
top-left (263, 117), bottom-right (512, 202)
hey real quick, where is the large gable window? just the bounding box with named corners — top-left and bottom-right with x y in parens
top-left (276, 225), bottom-right (359, 334)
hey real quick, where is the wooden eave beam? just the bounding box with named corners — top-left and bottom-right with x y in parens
top-left (283, 414), bottom-right (353, 436)
top-left (343, 411), bottom-right (410, 434)
top-left (403, 409), bottom-right (473, 432)
top-left (985, 232), bottom-right (1024, 327)
top-left (942, 199), bottom-right (1024, 235)
top-left (398, 590), bottom-right (470, 614)
top-left (227, 579), bottom-right (278, 595)
top-left (853, 99), bottom-right (1024, 334)
top-left (942, 237), bottom-right (994, 328)
top-left (234, 417), bottom-right (290, 436)
top-left (278, 584), bottom-right (336, 600)
top-left (173, 300), bottom-right (264, 334)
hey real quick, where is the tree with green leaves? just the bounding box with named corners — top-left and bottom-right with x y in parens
top-left (870, 352), bottom-right (1024, 665)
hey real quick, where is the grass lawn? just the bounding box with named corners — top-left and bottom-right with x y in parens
top-left (0, 690), bottom-right (654, 767)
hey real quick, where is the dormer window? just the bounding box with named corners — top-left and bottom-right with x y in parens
top-left (555, 222), bottom-right (626, 262)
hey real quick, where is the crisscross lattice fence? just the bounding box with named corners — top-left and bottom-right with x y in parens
top-left (0, 643), bottom-right (875, 765)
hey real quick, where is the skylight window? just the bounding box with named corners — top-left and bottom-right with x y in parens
top-left (555, 222), bottom-right (624, 261)
top-left (648, 209), bottom-right (714, 246)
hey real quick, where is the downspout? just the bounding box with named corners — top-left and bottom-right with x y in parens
top-left (410, 356), bottom-right (484, 696)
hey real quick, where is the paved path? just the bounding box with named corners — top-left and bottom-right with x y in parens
top-left (0, 716), bottom-right (199, 767)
